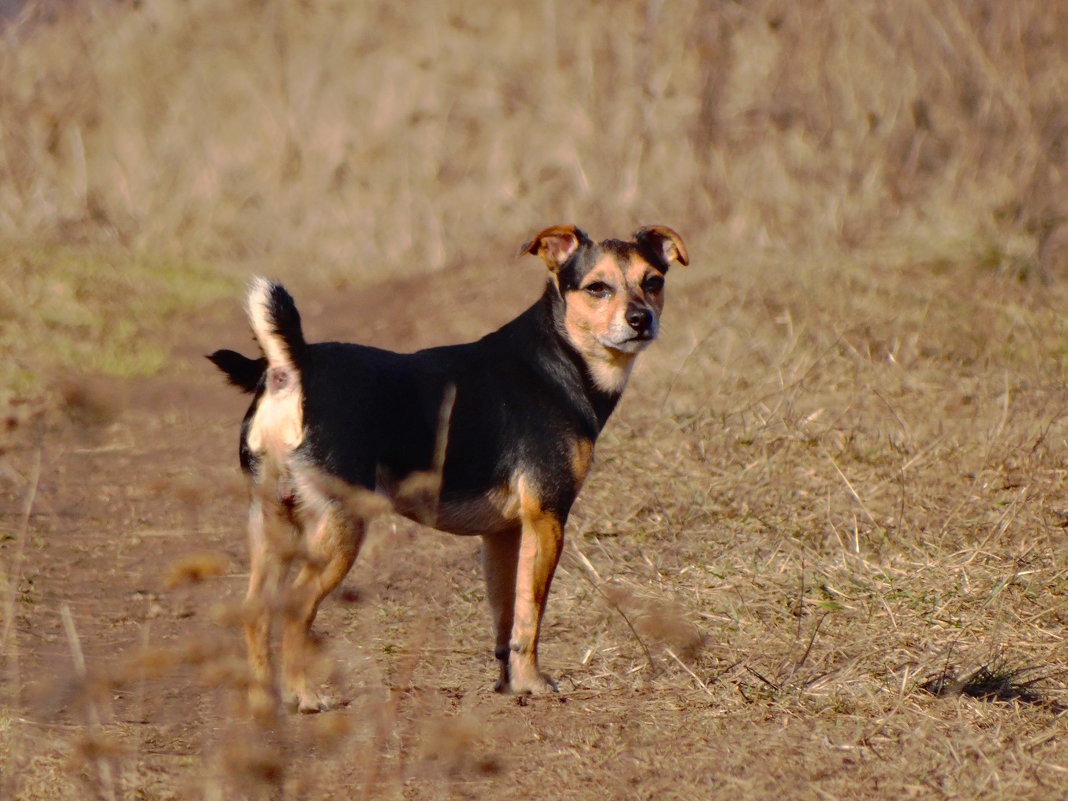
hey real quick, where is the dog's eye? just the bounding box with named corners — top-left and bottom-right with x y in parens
top-left (643, 275), bottom-right (665, 293)
top-left (584, 281), bottom-right (613, 298)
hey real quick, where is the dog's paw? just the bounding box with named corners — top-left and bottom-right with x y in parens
top-left (247, 685), bottom-right (280, 720)
top-left (498, 668), bottom-right (559, 695)
top-left (297, 696), bottom-right (328, 714)
top-left (286, 688), bottom-right (346, 714)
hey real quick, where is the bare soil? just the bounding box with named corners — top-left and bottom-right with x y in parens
top-left (2, 266), bottom-right (702, 800)
top-left (4, 260), bottom-right (1068, 801)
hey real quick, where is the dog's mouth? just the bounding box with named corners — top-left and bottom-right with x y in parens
top-left (600, 332), bottom-right (656, 354)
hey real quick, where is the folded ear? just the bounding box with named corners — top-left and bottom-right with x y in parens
top-left (520, 224), bottom-right (589, 272)
top-left (634, 225), bottom-right (689, 267)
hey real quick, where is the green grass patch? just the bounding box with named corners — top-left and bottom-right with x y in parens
top-left (1, 243), bottom-right (236, 403)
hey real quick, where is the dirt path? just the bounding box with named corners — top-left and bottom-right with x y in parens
top-left (9, 260), bottom-right (1067, 801)
top-left (8, 260), bottom-right (543, 671)
top-left (4, 264), bottom-right (619, 798)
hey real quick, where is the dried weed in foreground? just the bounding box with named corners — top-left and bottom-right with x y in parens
top-left (57, 378), bottom-right (119, 430)
top-left (163, 551), bottom-right (231, 589)
top-left (417, 713), bottom-right (503, 778)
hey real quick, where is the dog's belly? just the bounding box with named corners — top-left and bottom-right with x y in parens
top-left (375, 458), bottom-right (522, 536)
top-left (429, 485), bottom-right (521, 536)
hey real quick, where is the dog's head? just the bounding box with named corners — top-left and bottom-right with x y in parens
top-left (522, 224), bottom-right (688, 391)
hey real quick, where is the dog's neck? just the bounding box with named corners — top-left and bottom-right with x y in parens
top-left (535, 284), bottom-right (626, 432)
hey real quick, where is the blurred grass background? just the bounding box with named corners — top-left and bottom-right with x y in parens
top-left (3, 4), bottom-right (1068, 799)
top-left (4, 0), bottom-right (1067, 407)
top-left (2, 0), bottom-right (1064, 275)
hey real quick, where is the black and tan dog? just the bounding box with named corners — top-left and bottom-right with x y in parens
top-left (210, 224), bottom-right (687, 711)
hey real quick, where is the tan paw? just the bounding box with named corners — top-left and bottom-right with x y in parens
top-left (503, 665), bottom-right (559, 695)
top-left (248, 684), bottom-right (279, 719)
top-left (289, 688), bottom-right (347, 714)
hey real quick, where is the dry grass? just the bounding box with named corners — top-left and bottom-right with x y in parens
top-left (2, 0), bottom-right (1065, 277)
top-left (2, 0), bottom-right (1068, 799)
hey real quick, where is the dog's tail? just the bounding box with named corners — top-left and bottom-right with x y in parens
top-left (245, 276), bottom-right (306, 373)
top-left (207, 278), bottom-right (305, 393)
top-left (223, 278), bottom-right (307, 460)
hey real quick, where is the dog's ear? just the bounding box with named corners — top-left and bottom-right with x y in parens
top-left (520, 224), bottom-right (588, 272)
top-left (634, 226), bottom-right (689, 267)
top-left (208, 349), bottom-right (266, 393)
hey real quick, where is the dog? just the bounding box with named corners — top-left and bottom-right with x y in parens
top-left (209, 224), bottom-right (688, 711)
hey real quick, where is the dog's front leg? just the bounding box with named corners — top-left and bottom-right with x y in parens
top-left (507, 481), bottom-right (564, 694)
top-left (482, 526), bottom-right (521, 691)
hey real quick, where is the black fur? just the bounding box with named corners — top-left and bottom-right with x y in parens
top-left (213, 282), bottom-right (620, 523)
top-left (211, 224), bottom-right (685, 699)
top-left (263, 282), bottom-right (306, 366)
top-left (206, 349), bottom-right (265, 393)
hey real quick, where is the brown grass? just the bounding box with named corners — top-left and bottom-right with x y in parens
top-left (2, 0), bottom-right (1065, 278)
top-left (2, 0), bottom-right (1068, 799)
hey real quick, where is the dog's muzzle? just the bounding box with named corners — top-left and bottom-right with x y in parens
top-left (600, 312), bottom-right (658, 353)
top-left (625, 305), bottom-right (654, 335)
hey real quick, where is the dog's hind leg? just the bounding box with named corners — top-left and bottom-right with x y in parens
top-left (279, 503), bottom-right (365, 712)
top-left (482, 526), bottom-right (521, 692)
top-left (244, 493), bottom-right (296, 716)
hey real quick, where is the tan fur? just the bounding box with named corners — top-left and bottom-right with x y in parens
top-left (508, 474), bottom-right (565, 693)
top-left (481, 526), bottom-right (521, 691)
top-left (636, 224), bottom-right (689, 266)
top-left (278, 505), bottom-right (365, 712)
top-left (571, 438), bottom-right (594, 485)
top-left (246, 367), bottom-right (304, 456)
top-left (560, 252), bottom-right (667, 393)
top-left (521, 224), bottom-right (581, 269)
top-left (244, 459), bottom-right (372, 713)
top-left (245, 277), bottom-right (305, 459)
top-left (243, 490), bottom-right (298, 714)
top-left (434, 480), bottom-right (522, 535)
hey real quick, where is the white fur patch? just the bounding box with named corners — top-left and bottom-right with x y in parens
top-left (585, 353), bottom-right (637, 394)
top-left (246, 276), bottom-right (291, 370)
top-left (247, 370), bottom-right (304, 457)
top-left (245, 277), bottom-right (304, 464)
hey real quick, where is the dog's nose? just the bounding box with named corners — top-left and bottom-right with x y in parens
top-left (625, 306), bottom-right (653, 333)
